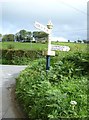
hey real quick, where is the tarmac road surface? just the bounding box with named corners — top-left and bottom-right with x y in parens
top-left (0, 65), bottom-right (27, 119)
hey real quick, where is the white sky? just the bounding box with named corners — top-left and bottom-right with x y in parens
top-left (0, 0), bottom-right (89, 41)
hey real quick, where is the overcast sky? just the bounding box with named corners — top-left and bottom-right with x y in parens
top-left (0, 0), bottom-right (88, 41)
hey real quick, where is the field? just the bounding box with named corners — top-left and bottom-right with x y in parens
top-left (0, 42), bottom-right (88, 53)
top-left (1, 41), bottom-right (88, 65)
top-left (1, 42), bottom-right (47, 50)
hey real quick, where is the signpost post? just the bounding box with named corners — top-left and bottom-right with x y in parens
top-left (46, 20), bottom-right (53, 71)
top-left (34, 20), bottom-right (70, 71)
top-left (34, 20), bottom-right (55, 71)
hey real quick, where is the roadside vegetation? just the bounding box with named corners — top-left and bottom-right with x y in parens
top-left (0, 42), bottom-right (87, 51)
top-left (1, 41), bottom-right (89, 119)
top-left (16, 52), bottom-right (89, 119)
top-left (1, 42), bottom-right (47, 50)
top-left (0, 42), bottom-right (88, 65)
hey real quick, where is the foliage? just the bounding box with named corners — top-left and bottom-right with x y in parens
top-left (15, 30), bottom-right (32, 42)
top-left (33, 31), bottom-right (48, 43)
top-left (1, 49), bottom-right (43, 65)
top-left (61, 52), bottom-right (89, 75)
top-left (15, 52), bottom-right (89, 119)
top-left (0, 34), bottom-right (2, 37)
top-left (0, 42), bottom-right (88, 65)
top-left (83, 40), bottom-right (89, 44)
top-left (68, 40), bottom-right (70, 42)
top-left (2, 34), bottom-right (14, 42)
top-left (1, 30), bottom-right (48, 43)
top-left (1, 42), bottom-right (88, 53)
top-left (33, 31), bottom-right (48, 39)
top-left (7, 44), bottom-right (15, 49)
top-left (77, 40), bottom-right (82, 43)
top-left (1, 42), bottom-right (48, 50)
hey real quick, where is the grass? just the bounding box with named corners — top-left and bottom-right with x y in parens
top-left (1, 42), bottom-right (48, 51)
top-left (0, 42), bottom-right (88, 53)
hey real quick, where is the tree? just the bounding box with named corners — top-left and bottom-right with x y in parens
top-left (82, 40), bottom-right (89, 43)
top-left (33, 31), bottom-right (48, 42)
top-left (15, 30), bottom-right (32, 42)
top-left (0, 34), bottom-right (2, 41)
top-left (26, 31), bottom-right (32, 42)
top-left (77, 39), bottom-right (82, 43)
top-left (2, 35), bottom-right (7, 42)
top-left (68, 40), bottom-right (70, 42)
top-left (0, 34), bottom-right (2, 37)
top-left (33, 31), bottom-right (48, 38)
top-left (7, 34), bottom-right (14, 41)
top-left (19, 29), bottom-right (27, 41)
top-left (15, 33), bottom-right (20, 42)
top-left (2, 34), bottom-right (14, 42)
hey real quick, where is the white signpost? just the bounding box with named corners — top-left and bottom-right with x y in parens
top-left (34, 21), bottom-right (55, 71)
top-left (51, 45), bottom-right (70, 51)
top-left (34, 21), bottom-right (50, 34)
top-left (34, 21), bottom-right (70, 71)
top-left (34, 21), bottom-right (55, 56)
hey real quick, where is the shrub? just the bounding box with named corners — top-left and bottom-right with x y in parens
top-left (1, 49), bottom-right (43, 65)
top-left (15, 52), bottom-right (89, 119)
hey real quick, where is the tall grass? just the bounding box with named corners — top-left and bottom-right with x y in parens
top-left (1, 42), bottom-right (47, 50)
top-left (1, 42), bottom-right (88, 53)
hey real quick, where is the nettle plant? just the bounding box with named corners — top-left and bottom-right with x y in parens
top-left (16, 52), bottom-right (88, 120)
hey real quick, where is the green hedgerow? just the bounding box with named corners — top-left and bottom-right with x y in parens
top-left (15, 52), bottom-right (89, 120)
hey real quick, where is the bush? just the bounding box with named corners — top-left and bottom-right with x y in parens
top-left (1, 49), bottom-right (43, 65)
top-left (15, 52), bottom-right (89, 119)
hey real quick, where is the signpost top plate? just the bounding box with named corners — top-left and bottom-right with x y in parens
top-left (34, 21), bottom-right (50, 34)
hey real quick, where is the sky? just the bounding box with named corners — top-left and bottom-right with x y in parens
top-left (0, 0), bottom-right (88, 41)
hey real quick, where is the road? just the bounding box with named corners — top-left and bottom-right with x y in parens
top-left (0, 65), bottom-right (27, 119)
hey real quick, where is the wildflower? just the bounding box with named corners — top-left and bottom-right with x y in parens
top-left (70, 100), bottom-right (77, 111)
top-left (70, 101), bottom-right (77, 105)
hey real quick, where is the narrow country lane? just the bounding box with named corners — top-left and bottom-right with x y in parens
top-left (0, 65), bottom-right (27, 119)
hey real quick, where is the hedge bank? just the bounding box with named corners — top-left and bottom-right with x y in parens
top-left (15, 52), bottom-right (89, 119)
top-left (0, 49), bottom-right (43, 65)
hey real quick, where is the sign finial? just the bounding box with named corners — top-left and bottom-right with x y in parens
top-left (47, 20), bottom-right (53, 29)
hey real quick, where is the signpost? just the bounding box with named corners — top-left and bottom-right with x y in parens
top-left (51, 45), bottom-right (70, 51)
top-left (34, 20), bottom-right (55, 71)
top-left (46, 21), bottom-right (54, 71)
top-left (34, 21), bottom-right (50, 34)
top-left (34, 20), bottom-right (70, 71)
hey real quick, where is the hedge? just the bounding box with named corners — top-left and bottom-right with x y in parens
top-left (15, 52), bottom-right (89, 119)
top-left (0, 49), bottom-right (43, 65)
